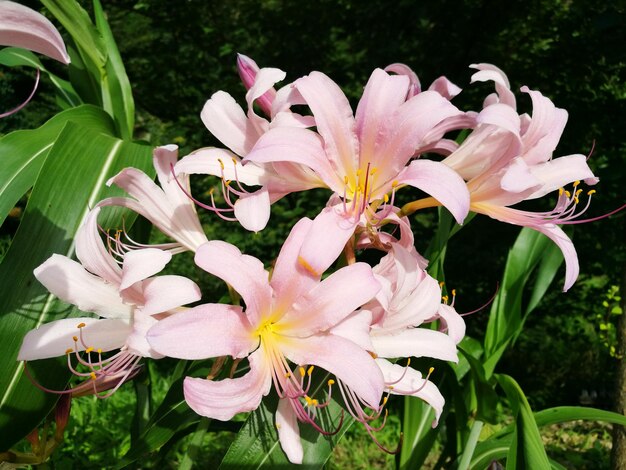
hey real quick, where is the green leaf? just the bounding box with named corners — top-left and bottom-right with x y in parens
top-left (93, 0), bottom-right (136, 140)
top-left (0, 47), bottom-right (82, 109)
top-left (0, 122), bottom-right (152, 450)
top-left (497, 374), bottom-right (550, 470)
top-left (534, 406), bottom-right (626, 428)
top-left (398, 397), bottom-right (439, 470)
top-left (0, 105), bottom-right (116, 227)
top-left (457, 420), bottom-right (483, 470)
top-left (219, 379), bottom-right (351, 469)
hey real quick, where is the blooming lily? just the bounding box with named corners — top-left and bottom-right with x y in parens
top-left (244, 68), bottom-right (471, 274)
top-left (147, 217), bottom-right (385, 463)
top-left (98, 145), bottom-right (209, 253)
top-left (18, 207), bottom-right (201, 397)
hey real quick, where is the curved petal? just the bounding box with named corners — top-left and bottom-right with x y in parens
top-left (147, 303), bottom-right (256, 359)
top-left (396, 159), bottom-right (470, 225)
top-left (140, 275), bottom-right (202, 316)
top-left (282, 334), bottom-right (384, 409)
top-left (534, 223), bottom-right (578, 292)
top-left (376, 359), bottom-right (444, 425)
top-left (237, 53), bottom-right (276, 116)
top-left (126, 310), bottom-right (162, 358)
top-left (270, 218), bottom-right (318, 311)
top-left (436, 304), bottom-right (466, 345)
top-left (201, 91), bottom-right (260, 156)
top-left (195, 241), bottom-right (271, 325)
top-left (329, 309), bottom-right (374, 352)
top-left (234, 188), bottom-right (271, 232)
top-left (371, 328), bottom-right (458, 362)
top-left (120, 248), bottom-right (171, 290)
top-left (183, 348), bottom-right (271, 420)
top-left (176, 147), bottom-right (266, 185)
top-left (525, 154), bottom-right (597, 200)
top-left (18, 317), bottom-right (130, 361)
top-left (470, 63), bottom-right (516, 108)
top-left (34, 255), bottom-right (131, 319)
top-left (384, 63), bottom-right (421, 97)
top-left (0, 1), bottom-right (70, 64)
top-left (276, 398), bottom-right (303, 464)
top-left (279, 263), bottom-right (379, 336)
top-left (428, 76), bottom-right (462, 100)
top-left (295, 71), bottom-right (359, 179)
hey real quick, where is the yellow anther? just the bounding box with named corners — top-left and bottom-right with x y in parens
top-left (574, 197), bottom-right (580, 204)
top-left (368, 351), bottom-right (378, 359)
top-left (89, 372), bottom-right (97, 380)
top-left (65, 348), bottom-right (73, 355)
top-left (389, 385), bottom-right (395, 390)
top-left (559, 187), bottom-right (564, 196)
top-left (406, 358), bottom-right (411, 366)
top-left (452, 289), bottom-right (457, 296)
top-left (85, 347), bottom-right (94, 354)
top-left (77, 322), bottom-right (86, 328)
top-left (576, 189), bottom-right (583, 196)
top-left (383, 194), bottom-right (389, 203)
top-left (285, 372), bottom-right (292, 379)
top-left (392, 180), bottom-right (399, 188)
top-left (382, 396), bottom-right (389, 405)
top-left (442, 295), bottom-right (449, 303)
top-left (439, 281), bottom-right (445, 288)
top-left (218, 158), bottom-right (225, 170)
top-left (307, 365), bottom-right (314, 376)
top-left (232, 157), bottom-right (237, 165)
top-left (72, 336), bottom-right (78, 342)
top-left (304, 395), bottom-right (312, 405)
top-left (344, 176), bottom-right (349, 185)
top-left (370, 167), bottom-right (378, 175)
top-left (299, 366), bottom-right (306, 377)
top-left (225, 180), bottom-right (231, 187)
top-left (573, 180), bottom-right (580, 187)
top-left (97, 348), bottom-right (102, 354)
top-left (588, 189), bottom-right (596, 196)
top-left (428, 367), bottom-right (435, 374)
top-left (565, 190), bottom-right (571, 198)
top-left (312, 399), bottom-right (319, 406)
top-left (328, 379), bottom-right (335, 386)
top-left (356, 169), bottom-right (362, 177)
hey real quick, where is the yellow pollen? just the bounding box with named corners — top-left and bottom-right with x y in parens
top-left (565, 190), bottom-right (571, 198)
top-left (392, 180), bottom-right (399, 188)
top-left (297, 256), bottom-right (320, 277)
top-left (218, 158), bottom-right (225, 170)
top-left (406, 358), bottom-right (411, 367)
top-left (89, 372), bottom-right (97, 380)
top-left (573, 180), bottom-right (580, 187)
top-left (312, 399), bottom-right (319, 406)
top-left (382, 396), bottom-right (388, 405)
top-left (383, 194), bottom-right (389, 203)
top-left (574, 197), bottom-right (579, 204)
top-left (356, 169), bottom-right (362, 177)
top-left (344, 176), bottom-right (349, 185)
top-left (65, 348), bottom-right (73, 355)
top-left (559, 187), bottom-right (564, 196)
top-left (429, 367), bottom-right (435, 375)
top-left (299, 366), bottom-right (306, 377)
top-left (225, 180), bottom-right (231, 187)
top-left (442, 295), bottom-right (449, 303)
top-left (588, 189), bottom-right (596, 196)
top-left (231, 157), bottom-right (237, 165)
top-left (327, 379), bottom-right (335, 386)
top-left (72, 336), bottom-right (78, 342)
top-left (439, 281), bottom-right (445, 288)
top-left (304, 395), bottom-right (312, 405)
top-left (389, 385), bottom-right (394, 390)
top-left (285, 372), bottom-right (292, 378)
top-left (97, 348), bottom-right (102, 354)
top-left (77, 322), bottom-right (86, 328)
top-left (370, 167), bottom-right (378, 175)
top-left (452, 289), bottom-right (457, 296)
top-left (85, 347), bottom-right (94, 354)
top-left (307, 365), bottom-right (314, 376)
top-left (368, 351), bottom-right (378, 359)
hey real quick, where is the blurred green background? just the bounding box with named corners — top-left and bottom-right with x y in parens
top-left (1, 0), bottom-right (624, 467)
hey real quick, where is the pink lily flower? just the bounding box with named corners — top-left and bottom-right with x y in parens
top-left (147, 217), bottom-right (385, 464)
top-left (18, 207), bottom-right (201, 397)
top-left (440, 64), bottom-right (598, 291)
top-left (98, 145), bottom-right (209, 253)
top-left (243, 68), bottom-right (471, 274)
top-left (175, 55), bottom-right (325, 232)
top-left (0, 1), bottom-right (70, 64)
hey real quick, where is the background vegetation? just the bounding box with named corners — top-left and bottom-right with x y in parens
top-left (1, 0), bottom-right (624, 468)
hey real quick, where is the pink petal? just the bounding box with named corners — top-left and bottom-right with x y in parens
top-left (376, 358), bottom-right (444, 425)
top-left (279, 263), bottom-right (379, 336)
top-left (371, 328), bottom-right (458, 362)
top-left (183, 348), bottom-right (271, 421)
top-left (34, 255), bottom-right (131, 319)
top-left (74, 207), bottom-right (122, 285)
top-left (470, 63), bottom-right (516, 108)
top-left (384, 63), bottom-right (421, 97)
top-left (396, 159), bottom-right (470, 225)
top-left (525, 154), bottom-right (597, 200)
top-left (201, 91), bottom-right (260, 156)
top-left (355, 68), bottom-right (410, 170)
top-left (245, 67), bottom-right (285, 115)
top-left (146, 303), bottom-right (255, 359)
top-left (500, 157), bottom-right (542, 194)
top-left (0, 1), bottom-right (70, 64)
top-left (428, 76), bottom-right (462, 100)
top-left (194, 241), bottom-right (271, 325)
top-left (297, 206), bottom-right (358, 277)
top-left (276, 398), bottom-right (303, 464)
top-left (120, 248), bottom-right (171, 290)
top-left (126, 310), bottom-right (162, 358)
top-left (295, 71), bottom-right (359, 179)
top-left (270, 218), bottom-right (319, 311)
top-left (436, 304), bottom-right (466, 345)
top-left (281, 334), bottom-right (384, 409)
top-left (237, 53), bottom-right (276, 116)
top-left (329, 309), bottom-right (375, 352)
top-left (18, 317), bottom-right (131, 361)
top-left (140, 275), bottom-right (202, 316)
top-left (234, 188), bottom-right (271, 232)
top-left (534, 223), bottom-right (578, 292)
top-left (176, 147), bottom-right (266, 186)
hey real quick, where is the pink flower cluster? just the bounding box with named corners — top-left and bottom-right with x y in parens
top-left (19, 55), bottom-right (598, 463)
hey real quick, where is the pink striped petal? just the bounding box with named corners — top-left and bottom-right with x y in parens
top-left (0, 1), bottom-right (70, 64)
top-left (233, 188), bottom-right (271, 232)
top-left (525, 154), bottom-right (597, 200)
top-left (18, 318), bottom-right (130, 361)
top-left (384, 63), bottom-right (421, 97)
top-left (297, 206), bottom-right (358, 277)
top-left (534, 223), bottom-right (578, 292)
top-left (183, 348), bottom-right (271, 420)
top-left (281, 334), bottom-right (384, 409)
top-left (147, 303), bottom-right (255, 359)
top-left (371, 328), bottom-right (458, 362)
top-left (396, 159), bottom-right (470, 225)
top-left (295, 72), bottom-right (359, 179)
top-left (428, 76), bottom-right (462, 100)
top-left (279, 263), bottom-right (380, 336)
top-left (436, 304), bottom-right (466, 344)
top-left (34, 255), bottom-right (130, 319)
top-left (470, 63), bottom-right (516, 108)
top-left (237, 54), bottom-right (276, 116)
top-left (276, 399), bottom-right (303, 464)
top-left (176, 148), bottom-right (266, 186)
top-left (194, 241), bottom-right (271, 325)
top-left (140, 275), bottom-right (201, 316)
